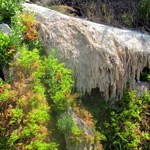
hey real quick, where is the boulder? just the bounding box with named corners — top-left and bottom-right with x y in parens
top-left (23, 3), bottom-right (150, 100)
top-left (0, 23), bottom-right (11, 35)
top-left (62, 108), bottom-right (99, 150)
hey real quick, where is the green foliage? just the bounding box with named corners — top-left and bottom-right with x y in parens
top-left (10, 13), bottom-right (26, 48)
top-left (140, 68), bottom-right (150, 82)
top-left (0, 46), bottom-right (58, 150)
top-left (0, 1), bottom-right (78, 149)
top-left (7, 130), bottom-right (19, 147)
top-left (0, 5), bottom-right (76, 148)
top-left (0, 13), bottom-right (26, 65)
top-left (0, 0), bottom-right (24, 22)
top-left (95, 131), bottom-right (106, 143)
top-left (57, 113), bottom-right (82, 135)
top-left (121, 13), bottom-right (133, 27)
top-left (139, 0), bottom-right (150, 23)
top-left (83, 90), bottom-right (149, 149)
top-left (17, 45), bottom-right (41, 73)
top-left (57, 114), bottom-right (74, 134)
top-left (57, 113), bottom-right (83, 145)
top-left (8, 12), bottom-right (38, 53)
top-left (26, 141), bottom-right (58, 150)
top-left (0, 78), bottom-right (4, 86)
top-left (0, 41), bottom-right (75, 149)
top-left (0, 31), bottom-right (10, 64)
top-left (10, 107), bottom-right (24, 124)
top-left (42, 50), bottom-right (74, 112)
top-left (98, 90), bottom-right (150, 150)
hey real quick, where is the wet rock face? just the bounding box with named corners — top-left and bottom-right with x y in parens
top-left (24, 3), bottom-right (150, 100)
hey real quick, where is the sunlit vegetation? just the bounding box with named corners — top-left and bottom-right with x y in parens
top-left (0, 0), bottom-right (149, 150)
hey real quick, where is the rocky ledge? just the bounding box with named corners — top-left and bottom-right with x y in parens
top-left (24, 3), bottom-right (150, 100)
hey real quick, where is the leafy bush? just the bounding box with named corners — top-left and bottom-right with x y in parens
top-left (0, 2), bottom-right (103, 149)
top-left (0, 13), bottom-right (26, 65)
top-left (72, 101), bottom-right (94, 127)
top-left (0, 11), bottom-right (38, 66)
top-left (139, 0), bottom-right (150, 24)
top-left (0, 31), bottom-right (11, 65)
top-left (57, 114), bottom-right (75, 134)
top-left (57, 113), bottom-right (83, 145)
top-left (10, 13), bottom-right (26, 49)
top-left (20, 12), bottom-right (38, 41)
top-left (0, 46), bottom-right (58, 149)
top-left (98, 90), bottom-right (150, 150)
top-left (0, 0), bottom-right (25, 22)
top-left (0, 1), bottom-right (86, 149)
top-left (0, 41), bottom-right (77, 149)
top-left (42, 50), bottom-right (75, 112)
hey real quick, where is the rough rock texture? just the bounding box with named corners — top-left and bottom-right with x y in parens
top-left (63, 108), bottom-right (98, 150)
top-left (135, 81), bottom-right (150, 95)
top-left (24, 3), bottom-right (150, 100)
top-left (0, 23), bottom-right (11, 35)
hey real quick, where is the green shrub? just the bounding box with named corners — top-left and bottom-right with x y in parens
top-left (10, 13), bottom-right (26, 49)
top-left (0, 2), bottom-right (79, 149)
top-left (139, 0), bottom-right (150, 24)
top-left (42, 50), bottom-right (74, 112)
top-left (0, 31), bottom-right (11, 65)
top-left (0, 43), bottom-right (77, 149)
top-left (0, 0), bottom-right (24, 22)
top-left (0, 13), bottom-right (26, 65)
top-left (57, 113), bottom-right (83, 145)
top-left (0, 77), bottom-right (4, 86)
top-left (0, 12), bottom-right (37, 66)
top-left (99, 90), bottom-right (150, 150)
top-left (0, 25), bottom-right (24, 66)
top-left (57, 114), bottom-right (74, 134)
top-left (0, 46), bottom-right (58, 150)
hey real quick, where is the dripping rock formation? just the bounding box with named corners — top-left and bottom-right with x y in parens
top-left (24, 3), bottom-right (150, 100)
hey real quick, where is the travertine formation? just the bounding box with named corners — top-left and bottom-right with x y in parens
top-left (24, 3), bottom-right (150, 100)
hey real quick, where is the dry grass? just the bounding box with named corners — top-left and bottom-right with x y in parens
top-left (48, 5), bottom-right (78, 16)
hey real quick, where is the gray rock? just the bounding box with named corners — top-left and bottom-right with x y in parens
top-left (63, 108), bottom-right (98, 150)
top-left (23, 3), bottom-right (150, 100)
top-left (0, 23), bottom-right (11, 35)
top-left (134, 81), bottom-right (150, 95)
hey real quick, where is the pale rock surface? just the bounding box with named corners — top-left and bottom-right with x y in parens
top-left (63, 108), bottom-right (98, 150)
top-left (24, 3), bottom-right (150, 100)
top-left (0, 23), bottom-right (11, 35)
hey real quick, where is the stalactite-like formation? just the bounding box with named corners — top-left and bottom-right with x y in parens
top-left (24, 3), bottom-right (150, 100)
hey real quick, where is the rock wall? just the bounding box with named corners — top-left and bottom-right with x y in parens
top-left (24, 3), bottom-right (150, 100)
